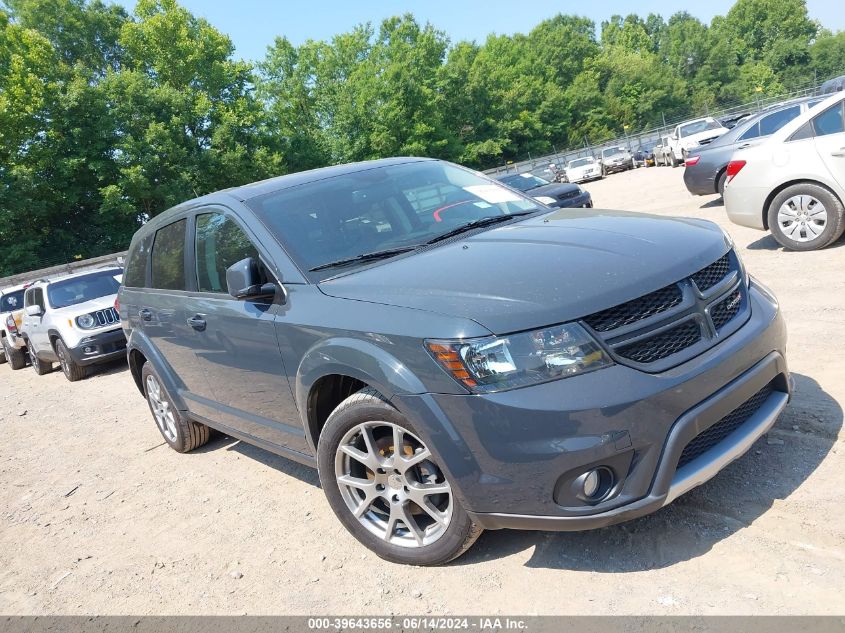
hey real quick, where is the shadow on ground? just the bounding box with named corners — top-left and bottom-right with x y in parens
top-left (747, 233), bottom-right (845, 251)
top-left (700, 198), bottom-right (724, 209)
top-left (454, 372), bottom-right (839, 571)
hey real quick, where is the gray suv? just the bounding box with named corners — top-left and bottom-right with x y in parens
top-left (119, 157), bottom-right (790, 565)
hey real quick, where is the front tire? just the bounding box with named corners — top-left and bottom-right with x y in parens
top-left (3, 337), bottom-right (26, 370)
top-left (767, 184), bottom-right (845, 251)
top-left (55, 339), bottom-right (86, 382)
top-left (141, 363), bottom-right (210, 452)
top-left (317, 387), bottom-right (481, 566)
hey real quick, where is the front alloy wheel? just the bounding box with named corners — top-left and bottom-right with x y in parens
top-left (318, 388), bottom-right (481, 565)
top-left (335, 421), bottom-right (453, 547)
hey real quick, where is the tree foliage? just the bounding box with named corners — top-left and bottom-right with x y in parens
top-left (0, 0), bottom-right (841, 275)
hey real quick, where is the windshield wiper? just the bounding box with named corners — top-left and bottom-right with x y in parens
top-left (425, 211), bottom-right (537, 245)
top-left (309, 246), bottom-right (419, 272)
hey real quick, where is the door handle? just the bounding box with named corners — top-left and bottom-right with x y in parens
top-left (831, 147), bottom-right (845, 157)
top-left (139, 308), bottom-right (152, 321)
top-left (187, 315), bottom-right (207, 331)
top-left (738, 143), bottom-right (751, 149)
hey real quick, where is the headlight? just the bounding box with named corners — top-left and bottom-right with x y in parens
top-left (535, 196), bottom-right (556, 205)
top-left (426, 323), bottom-right (613, 393)
top-left (76, 313), bottom-right (97, 329)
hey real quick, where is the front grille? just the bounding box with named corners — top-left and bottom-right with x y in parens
top-left (710, 290), bottom-right (742, 330)
top-left (584, 284), bottom-right (683, 333)
top-left (94, 307), bottom-right (119, 327)
top-left (677, 383), bottom-right (775, 469)
top-left (616, 320), bottom-right (701, 364)
top-left (691, 254), bottom-right (730, 292)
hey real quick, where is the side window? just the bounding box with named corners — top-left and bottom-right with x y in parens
top-left (195, 213), bottom-right (260, 293)
top-left (150, 219), bottom-right (187, 291)
top-left (123, 235), bottom-right (150, 288)
top-left (26, 288), bottom-right (45, 311)
top-left (739, 122), bottom-right (761, 141)
top-left (759, 105), bottom-right (801, 136)
top-left (812, 102), bottom-right (845, 137)
top-left (789, 121), bottom-right (815, 142)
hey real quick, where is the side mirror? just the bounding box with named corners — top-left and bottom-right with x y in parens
top-left (25, 304), bottom-right (42, 317)
top-left (226, 257), bottom-right (277, 301)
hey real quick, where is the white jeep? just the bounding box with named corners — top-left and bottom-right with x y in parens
top-left (20, 268), bottom-right (126, 381)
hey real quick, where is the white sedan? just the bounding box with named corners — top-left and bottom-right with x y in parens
top-left (565, 156), bottom-right (602, 183)
top-left (724, 90), bottom-right (845, 251)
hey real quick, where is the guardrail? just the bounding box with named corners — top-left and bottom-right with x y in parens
top-left (0, 252), bottom-right (126, 289)
top-left (483, 74), bottom-right (842, 178)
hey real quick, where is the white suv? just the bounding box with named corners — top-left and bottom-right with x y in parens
top-left (1, 283), bottom-right (29, 369)
top-left (21, 268), bottom-right (126, 381)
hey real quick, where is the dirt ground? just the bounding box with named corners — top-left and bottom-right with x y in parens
top-left (1, 166), bottom-right (843, 616)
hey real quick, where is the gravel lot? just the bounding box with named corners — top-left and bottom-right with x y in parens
top-left (1, 165), bottom-right (843, 615)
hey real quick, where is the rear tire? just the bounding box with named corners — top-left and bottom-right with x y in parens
top-left (767, 183), bottom-right (845, 251)
top-left (27, 342), bottom-right (52, 376)
top-left (318, 387), bottom-right (482, 566)
top-left (717, 171), bottom-right (727, 198)
top-left (3, 337), bottom-right (26, 370)
top-left (55, 339), bottom-right (86, 382)
top-left (141, 362), bottom-right (210, 452)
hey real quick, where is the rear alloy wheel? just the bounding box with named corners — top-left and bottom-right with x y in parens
top-left (767, 184), bottom-right (845, 251)
top-left (318, 388), bottom-right (481, 565)
top-left (55, 339), bottom-right (86, 382)
top-left (141, 362), bottom-right (210, 452)
top-left (28, 343), bottom-right (51, 376)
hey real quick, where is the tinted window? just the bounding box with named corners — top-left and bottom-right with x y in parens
top-left (123, 235), bottom-right (150, 288)
top-left (47, 270), bottom-right (121, 309)
top-left (1, 289), bottom-right (25, 312)
top-left (151, 220), bottom-right (187, 290)
top-left (759, 105), bottom-right (801, 136)
top-left (739, 122), bottom-right (761, 141)
top-left (789, 121), bottom-right (815, 142)
top-left (497, 174), bottom-right (549, 191)
top-left (246, 161), bottom-right (539, 276)
top-left (195, 213), bottom-right (260, 293)
top-left (812, 102), bottom-right (845, 137)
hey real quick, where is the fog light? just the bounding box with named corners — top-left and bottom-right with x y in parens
top-left (83, 346), bottom-right (96, 354)
top-left (576, 466), bottom-right (614, 501)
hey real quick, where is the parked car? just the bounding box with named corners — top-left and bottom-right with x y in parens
top-left (545, 163), bottom-right (569, 183)
top-left (685, 96), bottom-right (827, 197)
top-left (633, 145), bottom-right (655, 167)
top-left (600, 146), bottom-right (634, 175)
top-left (667, 117), bottom-right (730, 165)
top-left (820, 74), bottom-right (845, 95)
top-left (120, 157), bottom-right (789, 566)
top-left (1, 283), bottom-right (29, 369)
top-left (495, 172), bottom-right (592, 208)
top-left (565, 156), bottom-right (602, 183)
top-left (724, 91), bottom-right (845, 250)
top-left (21, 267), bottom-right (126, 380)
top-left (653, 136), bottom-right (674, 166)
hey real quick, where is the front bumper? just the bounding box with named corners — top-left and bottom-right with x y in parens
top-left (392, 281), bottom-right (788, 530)
top-left (603, 161), bottom-right (630, 174)
top-left (67, 328), bottom-right (127, 366)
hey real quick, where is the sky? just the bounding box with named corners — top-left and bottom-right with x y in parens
top-left (114, 0), bottom-right (844, 62)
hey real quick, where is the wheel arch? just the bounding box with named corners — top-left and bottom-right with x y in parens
top-left (762, 179), bottom-right (844, 230)
top-left (125, 329), bottom-right (187, 409)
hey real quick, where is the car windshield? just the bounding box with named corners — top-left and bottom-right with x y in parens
top-left (679, 119), bottom-right (723, 137)
top-left (47, 270), bottom-right (122, 309)
top-left (246, 161), bottom-right (541, 277)
top-left (0, 289), bottom-right (25, 312)
top-left (498, 174), bottom-right (549, 191)
top-left (568, 158), bottom-right (592, 168)
top-left (602, 148), bottom-right (625, 158)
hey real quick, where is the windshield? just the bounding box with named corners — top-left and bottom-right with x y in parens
top-left (47, 270), bottom-right (122, 309)
top-left (568, 158), bottom-right (593, 168)
top-left (679, 119), bottom-right (723, 137)
top-left (601, 147), bottom-right (625, 158)
top-left (247, 161), bottom-right (541, 277)
top-left (498, 173), bottom-right (550, 191)
top-left (0, 289), bottom-right (24, 313)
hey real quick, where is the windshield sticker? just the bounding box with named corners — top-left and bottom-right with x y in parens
top-left (464, 185), bottom-right (521, 204)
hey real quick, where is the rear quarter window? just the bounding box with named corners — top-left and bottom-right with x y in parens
top-left (123, 235), bottom-right (151, 288)
top-left (150, 219), bottom-right (187, 291)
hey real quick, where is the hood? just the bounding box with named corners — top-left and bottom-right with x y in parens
top-left (683, 128), bottom-right (728, 146)
top-left (51, 294), bottom-right (117, 319)
top-left (525, 183), bottom-right (580, 199)
top-left (319, 210), bottom-right (731, 335)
